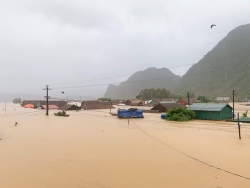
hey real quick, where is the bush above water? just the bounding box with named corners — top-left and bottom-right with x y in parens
top-left (166, 108), bottom-right (195, 121)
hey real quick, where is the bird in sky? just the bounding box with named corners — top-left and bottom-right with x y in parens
top-left (211, 24), bottom-right (216, 29)
top-left (61, 91), bottom-right (64, 94)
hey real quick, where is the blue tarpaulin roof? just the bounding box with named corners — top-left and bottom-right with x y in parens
top-left (117, 109), bottom-right (144, 118)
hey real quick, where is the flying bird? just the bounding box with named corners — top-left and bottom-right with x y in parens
top-left (211, 24), bottom-right (216, 29)
top-left (61, 91), bottom-right (64, 94)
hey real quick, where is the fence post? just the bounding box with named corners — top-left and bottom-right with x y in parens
top-left (237, 113), bottom-right (241, 139)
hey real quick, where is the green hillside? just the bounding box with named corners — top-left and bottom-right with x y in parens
top-left (174, 24), bottom-right (250, 99)
top-left (104, 67), bottom-right (180, 99)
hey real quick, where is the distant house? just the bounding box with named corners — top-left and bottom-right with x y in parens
top-left (160, 101), bottom-right (177, 104)
top-left (151, 103), bottom-right (187, 113)
top-left (110, 100), bottom-right (126, 105)
top-left (149, 99), bottom-right (161, 107)
top-left (41, 105), bottom-right (59, 110)
top-left (188, 103), bottom-right (232, 120)
top-left (125, 99), bottom-right (144, 106)
top-left (81, 100), bottom-right (114, 110)
top-left (177, 98), bottom-right (197, 105)
top-left (22, 100), bottom-right (67, 108)
top-left (61, 104), bottom-right (81, 111)
top-left (144, 100), bottom-right (152, 105)
top-left (215, 97), bottom-right (231, 103)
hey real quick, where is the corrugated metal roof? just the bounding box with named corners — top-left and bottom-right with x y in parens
top-left (188, 103), bottom-right (232, 111)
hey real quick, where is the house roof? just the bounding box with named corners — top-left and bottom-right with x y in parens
top-left (188, 103), bottom-right (232, 111)
top-left (151, 103), bottom-right (186, 110)
top-left (178, 98), bottom-right (197, 105)
top-left (128, 99), bottom-right (144, 103)
top-left (82, 100), bottom-right (114, 110)
top-left (215, 97), bottom-right (230, 101)
top-left (160, 103), bottom-right (187, 108)
top-left (160, 101), bottom-right (176, 104)
top-left (62, 104), bottom-right (81, 110)
top-left (41, 105), bottom-right (59, 109)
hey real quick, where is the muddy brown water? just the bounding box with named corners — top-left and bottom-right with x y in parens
top-left (1, 103), bottom-right (250, 187)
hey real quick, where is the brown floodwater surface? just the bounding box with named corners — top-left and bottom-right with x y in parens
top-left (1, 103), bottom-right (250, 187)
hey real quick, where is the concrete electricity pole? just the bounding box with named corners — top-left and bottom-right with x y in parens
top-left (43, 85), bottom-right (51, 116)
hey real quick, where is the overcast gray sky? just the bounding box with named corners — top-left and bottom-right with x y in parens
top-left (1, 0), bottom-right (250, 98)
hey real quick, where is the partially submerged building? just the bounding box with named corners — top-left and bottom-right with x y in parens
top-left (41, 105), bottom-right (59, 110)
top-left (188, 103), bottom-right (232, 120)
top-left (177, 98), bottom-right (197, 105)
top-left (81, 100), bottom-right (114, 110)
top-left (151, 103), bottom-right (186, 113)
top-left (61, 104), bottom-right (81, 111)
top-left (125, 99), bottom-right (144, 106)
top-left (22, 100), bottom-right (67, 109)
top-left (215, 97), bottom-right (231, 103)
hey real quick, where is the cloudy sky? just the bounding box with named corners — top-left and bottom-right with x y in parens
top-left (1, 0), bottom-right (250, 98)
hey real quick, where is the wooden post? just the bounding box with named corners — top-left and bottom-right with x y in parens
top-left (237, 113), bottom-right (241, 139)
top-left (128, 116), bottom-right (129, 125)
top-left (233, 90), bottom-right (235, 119)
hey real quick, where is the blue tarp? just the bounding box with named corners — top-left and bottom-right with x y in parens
top-left (117, 109), bottom-right (144, 118)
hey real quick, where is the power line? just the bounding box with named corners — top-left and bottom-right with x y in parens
top-left (50, 68), bottom-right (229, 90)
top-left (49, 64), bottom-right (193, 86)
top-left (130, 119), bottom-right (250, 181)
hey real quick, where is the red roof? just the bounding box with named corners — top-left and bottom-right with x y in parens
top-left (41, 105), bottom-right (59, 110)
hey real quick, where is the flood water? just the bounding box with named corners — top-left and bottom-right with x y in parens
top-left (1, 103), bottom-right (250, 187)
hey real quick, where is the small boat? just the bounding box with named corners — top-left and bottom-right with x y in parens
top-left (109, 112), bottom-right (117, 116)
top-left (54, 112), bottom-right (70, 117)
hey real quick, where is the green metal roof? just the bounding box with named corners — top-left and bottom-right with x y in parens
top-left (188, 103), bottom-right (232, 111)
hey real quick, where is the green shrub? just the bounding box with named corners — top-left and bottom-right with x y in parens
top-left (166, 108), bottom-right (195, 121)
top-left (242, 110), bottom-right (248, 118)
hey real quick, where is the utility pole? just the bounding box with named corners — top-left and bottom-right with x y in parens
top-left (43, 85), bottom-right (51, 116)
top-left (237, 113), bottom-right (241, 139)
top-left (233, 89), bottom-right (235, 119)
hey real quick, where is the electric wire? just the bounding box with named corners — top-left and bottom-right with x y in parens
top-left (130, 119), bottom-right (250, 181)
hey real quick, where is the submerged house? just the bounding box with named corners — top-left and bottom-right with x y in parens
top-left (81, 100), bottom-right (114, 110)
top-left (177, 98), bottom-right (197, 105)
top-left (41, 105), bottom-right (59, 110)
top-left (22, 100), bottom-right (67, 109)
top-left (61, 104), bottom-right (81, 111)
top-left (188, 103), bottom-right (233, 120)
top-left (151, 103), bottom-right (187, 113)
top-left (215, 97), bottom-right (231, 103)
top-left (125, 99), bottom-right (144, 106)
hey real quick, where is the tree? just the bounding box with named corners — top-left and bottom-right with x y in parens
top-left (136, 88), bottom-right (176, 100)
top-left (13, 98), bottom-right (22, 104)
top-left (166, 108), bottom-right (196, 121)
top-left (197, 96), bottom-right (210, 103)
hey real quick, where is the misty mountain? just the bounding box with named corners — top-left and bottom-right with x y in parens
top-left (104, 67), bottom-right (181, 99)
top-left (0, 93), bottom-right (96, 102)
top-left (174, 24), bottom-right (250, 98)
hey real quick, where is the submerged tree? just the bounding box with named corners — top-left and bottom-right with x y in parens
top-left (166, 108), bottom-right (196, 121)
top-left (12, 98), bottom-right (22, 104)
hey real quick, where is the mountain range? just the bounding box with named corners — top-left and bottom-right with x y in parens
top-left (104, 24), bottom-right (250, 99)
